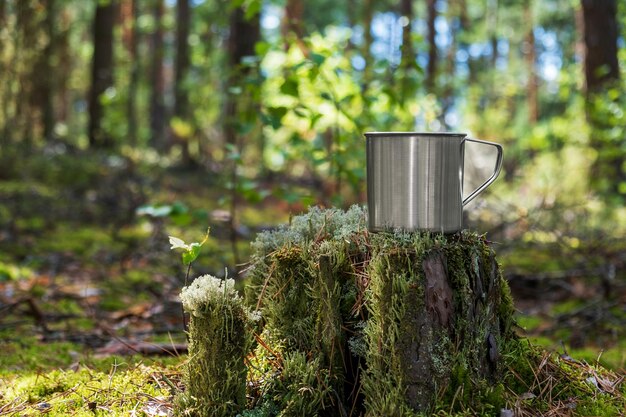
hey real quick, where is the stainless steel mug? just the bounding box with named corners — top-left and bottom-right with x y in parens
top-left (366, 132), bottom-right (503, 232)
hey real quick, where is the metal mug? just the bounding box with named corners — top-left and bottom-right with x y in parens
top-left (365, 132), bottom-right (503, 233)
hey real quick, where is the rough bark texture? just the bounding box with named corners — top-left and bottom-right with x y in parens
top-left (362, 232), bottom-right (513, 415)
top-left (88, 0), bottom-right (116, 148)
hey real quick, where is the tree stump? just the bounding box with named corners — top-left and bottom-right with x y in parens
top-left (245, 206), bottom-right (516, 415)
top-left (179, 207), bottom-right (626, 416)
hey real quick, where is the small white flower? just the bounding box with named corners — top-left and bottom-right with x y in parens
top-left (169, 236), bottom-right (191, 251)
top-left (180, 274), bottom-right (241, 314)
top-left (248, 309), bottom-right (262, 322)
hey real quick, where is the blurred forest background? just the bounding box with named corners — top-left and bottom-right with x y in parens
top-left (1, 0), bottom-right (626, 372)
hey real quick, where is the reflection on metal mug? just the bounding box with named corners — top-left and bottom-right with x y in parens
top-left (366, 132), bottom-right (503, 233)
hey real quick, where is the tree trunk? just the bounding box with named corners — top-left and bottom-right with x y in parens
top-left (40, 0), bottom-right (56, 142)
top-left (57, 8), bottom-right (71, 126)
top-left (225, 5), bottom-right (261, 274)
top-left (16, 0), bottom-right (39, 148)
top-left (126, 0), bottom-right (140, 147)
top-left (399, 0), bottom-right (414, 69)
top-left (149, 0), bottom-right (166, 150)
top-left (361, 0), bottom-right (374, 91)
top-left (524, 1), bottom-right (538, 124)
top-left (582, 0), bottom-right (623, 200)
top-left (441, 0), bottom-right (458, 127)
top-left (282, 0), bottom-right (304, 49)
top-left (89, 0), bottom-right (117, 148)
top-left (174, 0), bottom-right (192, 165)
top-left (488, 0), bottom-right (498, 68)
top-left (581, 0), bottom-right (619, 93)
top-left (426, 0), bottom-right (438, 92)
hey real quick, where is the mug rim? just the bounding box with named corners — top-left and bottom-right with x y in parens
top-left (364, 131), bottom-right (467, 138)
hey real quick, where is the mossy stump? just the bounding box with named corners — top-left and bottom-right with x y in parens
top-left (180, 207), bottom-right (625, 416)
top-left (244, 206), bottom-right (516, 416)
top-left (176, 276), bottom-right (253, 417)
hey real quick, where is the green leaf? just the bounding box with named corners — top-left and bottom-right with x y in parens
top-left (244, 0), bottom-right (261, 19)
top-left (320, 92), bottom-right (333, 101)
top-left (182, 243), bottom-right (202, 265)
top-left (280, 78), bottom-right (299, 97)
top-left (266, 107), bottom-right (288, 129)
top-left (255, 41), bottom-right (270, 57)
top-left (309, 52), bottom-right (326, 66)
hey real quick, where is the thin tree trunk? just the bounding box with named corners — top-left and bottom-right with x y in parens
top-left (149, 0), bottom-right (166, 150)
top-left (361, 0), bottom-right (374, 90)
top-left (225, 6), bottom-right (261, 275)
top-left (127, 0), bottom-right (139, 146)
top-left (400, 0), bottom-right (414, 69)
top-left (174, 0), bottom-right (192, 165)
top-left (426, 0), bottom-right (438, 92)
top-left (16, 0), bottom-right (38, 149)
top-left (441, 0), bottom-right (458, 127)
top-left (89, 0), bottom-right (117, 148)
top-left (282, 0), bottom-right (304, 50)
top-left (57, 9), bottom-right (71, 125)
top-left (524, 1), bottom-right (538, 124)
top-left (488, 0), bottom-right (498, 68)
top-left (41, 0), bottom-right (56, 142)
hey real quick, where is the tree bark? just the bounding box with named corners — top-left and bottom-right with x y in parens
top-left (581, 0), bottom-right (623, 200)
top-left (16, 0), bottom-right (39, 148)
top-left (89, 0), bottom-right (117, 148)
top-left (581, 0), bottom-right (619, 93)
top-left (40, 0), bottom-right (56, 142)
top-left (149, 0), bottom-right (166, 150)
top-left (57, 9), bottom-right (71, 126)
top-left (524, 1), bottom-right (538, 124)
top-left (426, 0), bottom-right (438, 92)
top-left (225, 5), bottom-right (261, 274)
top-left (174, 0), bottom-right (192, 165)
top-left (399, 0), bottom-right (415, 69)
top-left (441, 0), bottom-right (458, 127)
top-left (361, 0), bottom-right (374, 91)
top-left (488, 0), bottom-right (498, 68)
top-left (126, 0), bottom-right (140, 147)
top-left (282, 0), bottom-right (304, 49)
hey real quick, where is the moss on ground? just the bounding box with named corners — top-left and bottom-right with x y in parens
top-left (1, 360), bottom-right (179, 416)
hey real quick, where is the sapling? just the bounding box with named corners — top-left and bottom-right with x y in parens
top-left (169, 228), bottom-right (209, 333)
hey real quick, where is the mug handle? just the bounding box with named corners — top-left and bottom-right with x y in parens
top-left (462, 138), bottom-right (503, 206)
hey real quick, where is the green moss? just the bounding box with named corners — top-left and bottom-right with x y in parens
top-left (1, 362), bottom-right (174, 416)
top-left (515, 314), bottom-right (543, 332)
top-left (176, 276), bottom-right (253, 417)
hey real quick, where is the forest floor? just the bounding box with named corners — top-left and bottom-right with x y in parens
top-left (0, 150), bottom-right (625, 416)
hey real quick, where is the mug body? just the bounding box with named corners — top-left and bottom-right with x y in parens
top-left (366, 132), bottom-right (466, 233)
